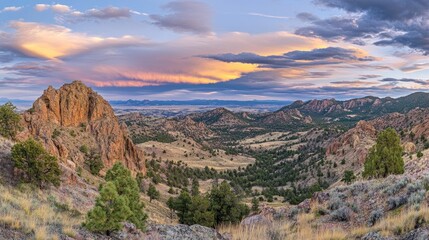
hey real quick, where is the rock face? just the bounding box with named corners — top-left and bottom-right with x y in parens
top-left (22, 81), bottom-right (145, 173)
top-left (143, 224), bottom-right (227, 240)
top-left (326, 120), bottom-right (377, 164)
top-left (191, 107), bottom-right (249, 127)
top-left (262, 109), bottom-right (312, 125)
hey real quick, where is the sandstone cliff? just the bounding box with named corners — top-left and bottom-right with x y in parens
top-left (21, 81), bottom-right (145, 174)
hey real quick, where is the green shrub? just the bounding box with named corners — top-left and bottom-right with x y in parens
top-left (251, 197), bottom-right (259, 212)
top-left (363, 128), bottom-right (404, 178)
top-left (11, 138), bottom-right (61, 187)
top-left (79, 145), bottom-right (89, 155)
top-left (209, 181), bottom-right (250, 225)
top-left (0, 102), bottom-right (21, 139)
top-left (52, 129), bottom-right (61, 139)
top-left (342, 170), bottom-right (356, 184)
top-left (84, 182), bottom-right (131, 235)
top-left (147, 183), bottom-right (160, 202)
top-left (105, 163), bottom-right (147, 230)
top-left (85, 150), bottom-right (104, 176)
top-left (69, 130), bottom-right (77, 137)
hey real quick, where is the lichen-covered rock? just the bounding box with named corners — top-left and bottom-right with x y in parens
top-left (400, 228), bottom-right (429, 240)
top-left (241, 207), bottom-right (276, 226)
top-left (21, 81), bottom-right (145, 174)
top-left (143, 224), bottom-right (227, 240)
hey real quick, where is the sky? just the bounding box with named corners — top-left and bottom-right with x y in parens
top-left (1, 0), bottom-right (429, 101)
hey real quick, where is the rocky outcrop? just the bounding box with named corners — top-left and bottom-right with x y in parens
top-left (262, 109), bottom-right (312, 125)
top-left (326, 120), bottom-right (377, 164)
top-left (21, 81), bottom-right (145, 174)
top-left (191, 107), bottom-right (248, 127)
top-left (143, 224), bottom-right (227, 240)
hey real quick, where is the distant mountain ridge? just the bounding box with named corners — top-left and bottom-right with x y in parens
top-left (110, 99), bottom-right (292, 106)
top-left (185, 92), bottom-right (429, 129)
top-left (281, 92), bottom-right (429, 120)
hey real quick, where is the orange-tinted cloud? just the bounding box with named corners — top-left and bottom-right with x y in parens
top-left (3, 21), bottom-right (146, 60)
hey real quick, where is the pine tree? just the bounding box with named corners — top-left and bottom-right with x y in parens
top-left (84, 182), bottom-right (131, 235)
top-left (105, 163), bottom-right (147, 230)
top-left (209, 181), bottom-right (250, 225)
top-left (172, 190), bottom-right (193, 224)
top-left (147, 183), bottom-right (160, 202)
top-left (0, 102), bottom-right (21, 139)
top-left (251, 197), bottom-right (259, 212)
top-left (189, 195), bottom-right (215, 227)
top-left (191, 178), bottom-right (200, 196)
top-left (11, 138), bottom-right (61, 187)
top-left (342, 170), bottom-right (355, 184)
top-left (363, 128), bottom-right (404, 178)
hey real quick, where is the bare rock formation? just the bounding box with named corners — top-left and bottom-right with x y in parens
top-left (21, 81), bottom-right (145, 174)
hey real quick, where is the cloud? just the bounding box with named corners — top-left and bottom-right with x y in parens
top-left (0, 21), bottom-right (147, 60)
top-left (200, 47), bottom-right (375, 69)
top-left (359, 74), bottom-right (381, 79)
top-left (1, 26), bottom-right (327, 90)
top-left (51, 4), bottom-right (71, 13)
top-left (34, 4), bottom-right (132, 22)
top-left (68, 7), bottom-right (132, 21)
top-left (2, 6), bottom-right (22, 12)
top-left (150, 0), bottom-right (212, 34)
top-left (299, 0), bottom-right (429, 54)
top-left (296, 12), bottom-right (319, 22)
top-left (380, 78), bottom-right (429, 86)
top-left (295, 16), bottom-right (388, 44)
top-left (248, 12), bottom-right (289, 19)
top-left (400, 62), bottom-right (429, 72)
top-left (315, 0), bottom-right (429, 21)
top-left (35, 4), bottom-right (50, 12)
top-left (35, 4), bottom-right (71, 13)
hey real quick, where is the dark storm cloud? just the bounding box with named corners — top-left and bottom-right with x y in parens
top-left (200, 47), bottom-right (374, 69)
top-left (295, 16), bottom-right (389, 44)
top-left (150, 0), bottom-right (212, 34)
top-left (297, 0), bottom-right (429, 54)
top-left (314, 0), bottom-right (429, 21)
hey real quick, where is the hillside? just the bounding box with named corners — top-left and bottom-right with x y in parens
top-left (4, 85), bottom-right (429, 239)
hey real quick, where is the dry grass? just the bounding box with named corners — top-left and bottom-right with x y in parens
top-left (219, 219), bottom-right (347, 240)
top-left (351, 205), bottom-right (429, 238)
top-left (0, 184), bottom-right (83, 239)
top-left (220, 204), bottom-right (429, 240)
top-left (138, 139), bottom-right (255, 170)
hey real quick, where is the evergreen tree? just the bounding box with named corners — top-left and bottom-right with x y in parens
top-left (191, 178), bottom-right (200, 196)
top-left (85, 150), bottom-right (104, 176)
top-left (189, 195), bottom-right (215, 227)
top-left (208, 181), bottom-right (250, 225)
top-left (363, 128), bottom-right (404, 178)
top-left (0, 102), bottom-right (21, 139)
top-left (105, 163), bottom-right (147, 230)
top-left (342, 170), bottom-right (356, 184)
top-left (147, 183), bottom-right (160, 202)
top-left (84, 182), bottom-right (131, 235)
top-left (251, 197), bottom-right (259, 212)
top-left (167, 197), bottom-right (175, 222)
top-left (11, 138), bottom-right (61, 187)
top-left (172, 190), bottom-right (193, 224)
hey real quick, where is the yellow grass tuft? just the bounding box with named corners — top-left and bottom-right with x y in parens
top-left (0, 184), bottom-right (83, 239)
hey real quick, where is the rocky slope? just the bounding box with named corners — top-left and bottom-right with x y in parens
top-left (190, 107), bottom-right (249, 127)
top-left (261, 108), bottom-right (312, 125)
top-left (20, 81), bottom-right (145, 174)
top-left (326, 108), bottom-right (429, 166)
top-left (281, 92), bottom-right (429, 121)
